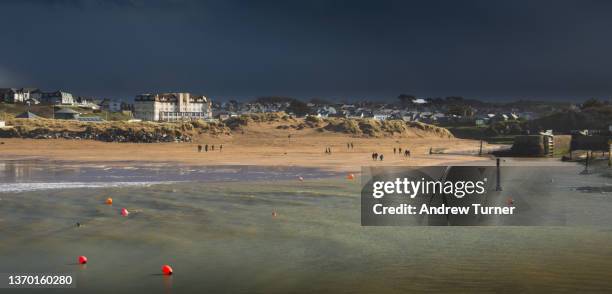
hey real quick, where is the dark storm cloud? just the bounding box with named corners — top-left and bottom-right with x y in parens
top-left (1, 0), bottom-right (612, 101)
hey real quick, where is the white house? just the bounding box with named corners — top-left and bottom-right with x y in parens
top-left (134, 92), bottom-right (212, 121)
top-left (75, 97), bottom-right (99, 110)
top-left (412, 98), bottom-right (428, 104)
top-left (373, 113), bottom-right (390, 121)
top-left (0, 88), bottom-right (39, 103)
top-left (316, 106), bottom-right (337, 118)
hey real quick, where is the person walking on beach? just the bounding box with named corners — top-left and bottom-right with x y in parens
top-left (198, 145), bottom-right (202, 152)
top-left (372, 152), bottom-right (378, 160)
top-left (212, 144), bottom-right (215, 151)
top-left (399, 147), bottom-right (402, 154)
top-left (347, 143), bottom-right (350, 150)
top-left (220, 144), bottom-right (223, 152)
top-left (379, 154), bottom-right (384, 161)
top-left (350, 142), bottom-right (354, 150)
top-left (205, 144), bottom-right (208, 152)
top-left (393, 148), bottom-right (396, 155)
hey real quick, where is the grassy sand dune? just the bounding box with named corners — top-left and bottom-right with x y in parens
top-left (1, 112), bottom-right (453, 142)
top-left (0, 115), bottom-right (489, 171)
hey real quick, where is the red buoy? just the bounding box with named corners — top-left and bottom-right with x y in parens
top-left (78, 256), bottom-right (88, 264)
top-left (162, 265), bottom-right (173, 275)
top-left (120, 208), bottom-right (129, 217)
top-left (347, 173), bottom-right (355, 180)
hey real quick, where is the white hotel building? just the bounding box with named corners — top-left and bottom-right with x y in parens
top-left (133, 92), bottom-right (212, 121)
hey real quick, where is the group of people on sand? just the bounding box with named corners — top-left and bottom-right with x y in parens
top-left (393, 147), bottom-right (411, 157)
top-left (197, 144), bottom-right (223, 152)
top-left (327, 142), bottom-right (356, 154)
top-left (371, 152), bottom-right (384, 161)
top-left (371, 148), bottom-right (411, 161)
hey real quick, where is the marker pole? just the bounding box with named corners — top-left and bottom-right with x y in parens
top-left (495, 158), bottom-right (502, 191)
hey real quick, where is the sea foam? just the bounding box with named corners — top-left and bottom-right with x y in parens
top-left (0, 181), bottom-right (176, 193)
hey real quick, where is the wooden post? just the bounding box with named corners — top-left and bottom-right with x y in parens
top-left (608, 141), bottom-right (612, 167)
top-left (582, 151), bottom-right (590, 174)
top-left (495, 158), bottom-right (502, 191)
top-left (479, 140), bottom-right (483, 156)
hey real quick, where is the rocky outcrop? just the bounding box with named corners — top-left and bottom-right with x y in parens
top-left (0, 124), bottom-right (192, 143)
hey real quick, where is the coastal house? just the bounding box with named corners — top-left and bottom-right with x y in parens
top-left (214, 110), bottom-right (237, 121)
top-left (133, 92), bottom-right (212, 121)
top-left (25, 98), bottom-right (40, 105)
top-left (36, 91), bottom-right (74, 105)
top-left (315, 106), bottom-right (337, 118)
top-left (373, 113), bottom-right (390, 121)
top-left (0, 88), bottom-right (39, 103)
top-left (350, 109), bottom-right (371, 119)
top-left (100, 99), bottom-right (122, 112)
top-left (75, 97), bottom-right (100, 110)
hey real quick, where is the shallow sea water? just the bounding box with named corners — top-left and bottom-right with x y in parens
top-left (0, 161), bottom-right (611, 293)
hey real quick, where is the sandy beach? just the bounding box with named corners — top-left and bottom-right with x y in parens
top-left (0, 124), bottom-right (496, 171)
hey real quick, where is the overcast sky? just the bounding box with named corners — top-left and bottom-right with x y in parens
top-left (2, 0), bottom-right (612, 102)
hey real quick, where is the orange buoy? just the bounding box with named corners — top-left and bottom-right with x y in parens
top-left (120, 208), bottom-right (129, 217)
top-left (347, 173), bottom-right (355, 180)
top-left (78, 256), bottom-right (88, 264)
top-left (162, 265), bottom-right (173, 275)
top-left (105, 197), bottom-right (113, 205)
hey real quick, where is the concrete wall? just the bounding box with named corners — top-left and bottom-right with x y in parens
top-left (571, 135), bottom-right (611, 151)
top-left (511, 135), bottom-right (547, 156)
top-left (511, 135), bottom-right (572, 157)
